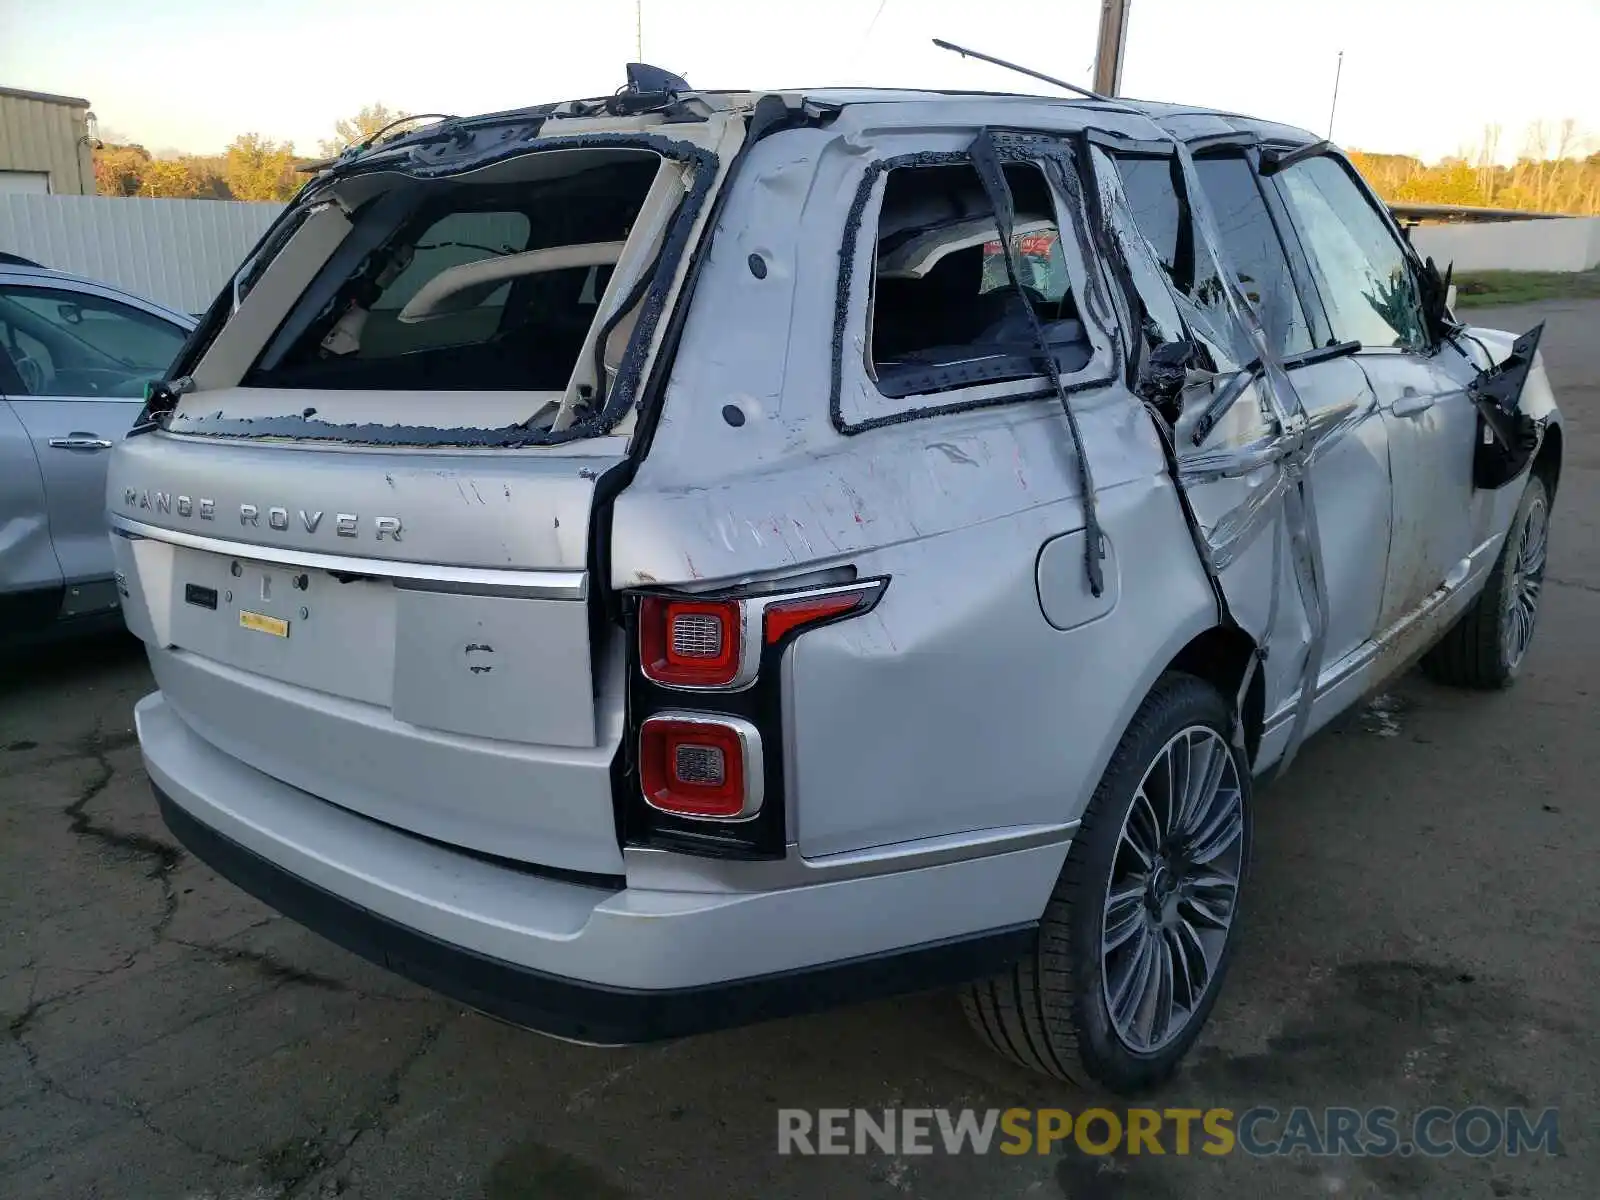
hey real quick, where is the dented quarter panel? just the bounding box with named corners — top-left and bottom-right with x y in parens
top-left (787, 468), bottom-right (1216, 856)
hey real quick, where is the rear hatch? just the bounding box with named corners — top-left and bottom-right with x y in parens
top-left (109, 104), bottom-right (744, 876)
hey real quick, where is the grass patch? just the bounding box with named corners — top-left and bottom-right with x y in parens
top-left (1451, 268), bottom-right (1600, 308)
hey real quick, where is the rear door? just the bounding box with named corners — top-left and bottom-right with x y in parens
top-left (1266, 154), bottom-right (1478, 628)
top-left (1103, 148), bottom-right (1394, 698)
top-left (0, 281), bottom-right (187, 602)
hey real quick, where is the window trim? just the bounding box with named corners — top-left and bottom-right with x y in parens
top-left (1259, 149), bottom-right (1434, 354)
top-left (830, 145), bottom-right (1117, 437)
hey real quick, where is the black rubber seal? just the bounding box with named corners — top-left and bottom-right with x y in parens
top-left (828, 145), bottom-right (1117, 436)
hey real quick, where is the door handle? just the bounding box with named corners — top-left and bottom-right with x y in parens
top-left (1391, 390), bottom-right (1435, 418)
top-left (48, 434), bottom-right (114, 450)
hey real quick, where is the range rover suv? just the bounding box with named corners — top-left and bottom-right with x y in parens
top-left (109, 65), bottom-right (1560, 1090)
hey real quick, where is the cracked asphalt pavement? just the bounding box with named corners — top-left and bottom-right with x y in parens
top-left (3, 299), bottom-right (1598, 1199)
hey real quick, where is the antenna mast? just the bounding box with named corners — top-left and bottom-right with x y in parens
top-left (1327, 49), bottom-right (1344, 140)
top-left (931, 38), bottom-right (1112, 103)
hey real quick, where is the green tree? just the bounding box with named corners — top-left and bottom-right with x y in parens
top-left (223, 133), bottom-right (300, 202)
top-left (1351, 121), bottom-right (1598, 216)
top-left (140, 157), bottom-right (205, 199)
top-left (1393, 160), bottom-right (1488, 207)
top-left (92, 143), bottom-right (151, 196)
top-left (319, 103), bottom-right (410, 157)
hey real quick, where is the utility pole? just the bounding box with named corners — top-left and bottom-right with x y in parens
top-left (1327, 50), bottom-right (1344, 140)
top-left (1091, 0), bottom-right (1132, 97)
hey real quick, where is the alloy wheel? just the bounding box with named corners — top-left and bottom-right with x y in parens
top-left (1504, 494), bottom-right (1548, 670)
top-left (1100, 725), bottom-right (1245, 1054)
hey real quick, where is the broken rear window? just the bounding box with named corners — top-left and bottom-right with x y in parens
top-left (868, 162), bottom-right (1091, 399)
top-left (244, 157), bottom-right (657, 393)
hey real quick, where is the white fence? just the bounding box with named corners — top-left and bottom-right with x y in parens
top-left (1411, 216), bottom-right (1600, 274)
top-left (2, 193), bottom-right (1593, 319)
top-left (0, 194), bottom-right (284, 314)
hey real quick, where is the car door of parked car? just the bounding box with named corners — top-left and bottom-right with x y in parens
top-left (0, 282), bottom-right (189, 604)
top-left (1266, 154), bottom-right (1480, 630)
top-left (0, 361), bottom-right (64, 633)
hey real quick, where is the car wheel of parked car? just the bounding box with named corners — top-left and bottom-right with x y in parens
top-left (962, 672), bottom-right (1251, 1090)
top-left (1422, 473), bottom-right (1550, 690)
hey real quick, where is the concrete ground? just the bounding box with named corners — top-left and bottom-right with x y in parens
top-left (3, 299), bottom-right (1597, 1200)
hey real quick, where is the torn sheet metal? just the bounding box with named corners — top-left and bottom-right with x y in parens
top-left (1168, 142), bottom-right (1327, 774)
top-left (1084, 127), bottom-right (1338, 773)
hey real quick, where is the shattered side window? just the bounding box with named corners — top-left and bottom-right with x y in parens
top-left (1273, 155), bottom-right (1427, 351)
top-left (868, 163), bottom-right (1093, 400)
top-left (1110, 151), bottom-right (1311, 362)
top-left (1189, 155), bottom-right (1313, 357)
top-left (1111, 156), bottom-right (1182, 283)
top-left (1092, 148), bottom-right (1186, 349)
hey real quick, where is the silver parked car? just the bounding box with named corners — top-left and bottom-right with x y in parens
top-left (107, 65), bottom-right (1560, 1091)
top-left (1, 263), bottom-right (193, 646)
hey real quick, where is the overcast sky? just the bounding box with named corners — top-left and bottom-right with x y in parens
top-left (1, 0), bottom-right (1593, 162)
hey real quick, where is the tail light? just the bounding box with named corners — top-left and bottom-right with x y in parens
top-left (637, 582), bottom-right (885, 693)
top-left (627, 578), bottom-right (887, 855)
top-left (638, 597), bottom-right (743, 687)
top-left (639, 714), bottom-right (763, 820)
top-left (761, 588), bottom-right (880, 645)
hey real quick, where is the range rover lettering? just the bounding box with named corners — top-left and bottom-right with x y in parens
top-left (110, 59), bottom-right (1560, 1090)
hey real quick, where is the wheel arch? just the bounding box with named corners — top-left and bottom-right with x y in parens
top-left (1165, 624), bottom-right (1264, 768)
top-left (1533, 420), bottom-right (1563, 499)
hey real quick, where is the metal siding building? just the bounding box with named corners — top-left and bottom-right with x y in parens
top-left (0, 87), bottom-right (95, 195)
top-left (0, 195), bottom-right (285, 313)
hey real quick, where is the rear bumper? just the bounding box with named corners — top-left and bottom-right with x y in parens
top-left (138, 692), bottom-right (1063, 1043)
top-left (157, 786), bottom-right (1032, 1043)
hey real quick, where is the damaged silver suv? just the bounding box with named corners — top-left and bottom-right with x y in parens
top-left (110, 61), bottom-right (1561, 1091)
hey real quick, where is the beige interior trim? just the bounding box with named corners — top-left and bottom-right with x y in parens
top-left (877, 217), bottom-right (1055, 280)
top-left (552, 159), bottom-right (689, 431)
top-left (397, 241), bottom-right (627, 323)
top-left (190, 205), bottom-right (353, 392)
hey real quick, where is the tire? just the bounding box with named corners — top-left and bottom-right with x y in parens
top-left (961, 672), bottom-right (1251, 1091)
top-left (1421, 474), bottom-right (1550, 690)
